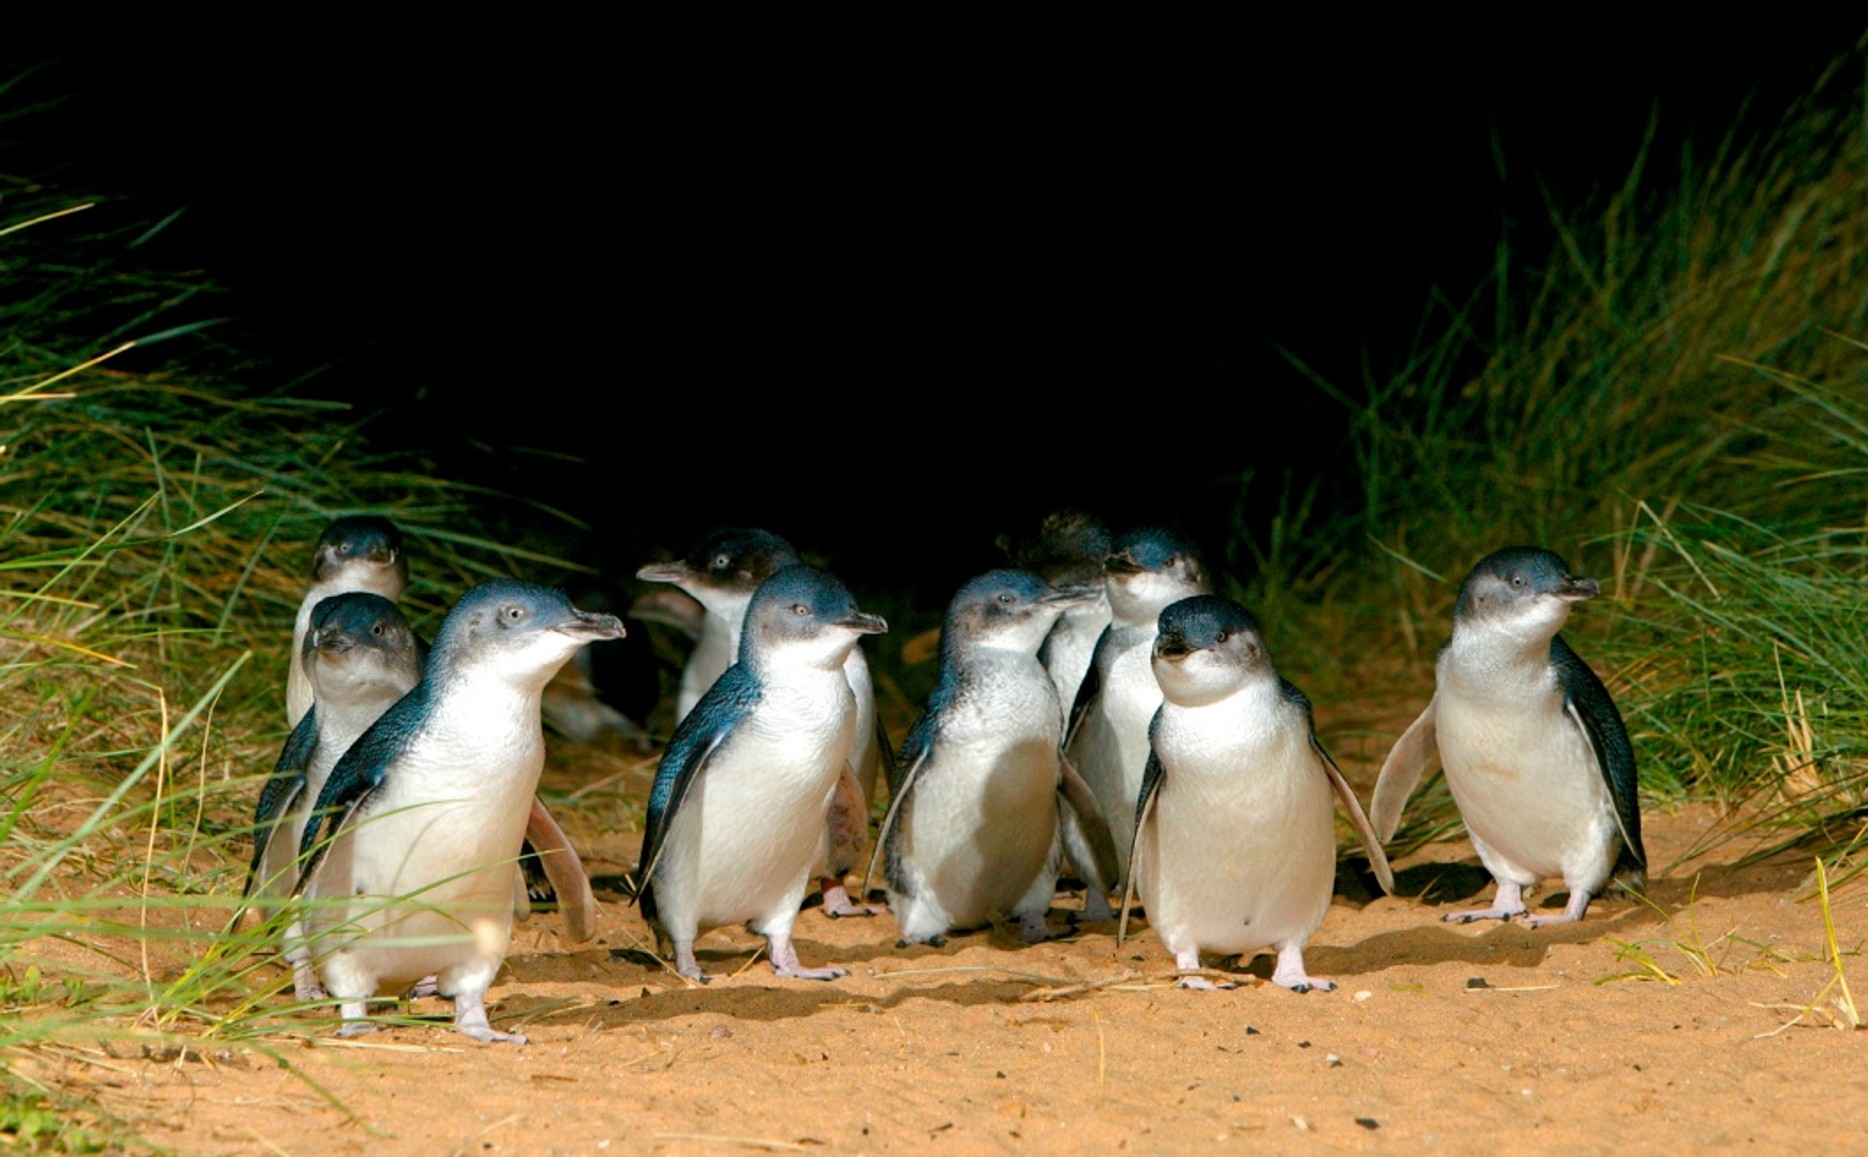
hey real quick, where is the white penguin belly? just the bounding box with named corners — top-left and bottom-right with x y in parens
top-left (658, 681), bottom-right (855, 936)
top-left (1072, 636), bottom-right (1161, 873)
top-left (1139, 705), bottom-right (1334, 959)
top-left (1435, 675), bottom-right (1618, 891)
top-left (1044, 601), bottom-right (1111, 711)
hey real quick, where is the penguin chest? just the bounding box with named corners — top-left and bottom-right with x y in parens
top-left (1434, 667), bottom-right (1615, 885)
top-left (900, 661), bottom-right (1063, 923)
top-left (1043, 600), bottom-right (1111, 709)
top-left (666, 677), bottom-right (856, 930)
top-left (1071, 629), bottom-right (1162, 853)
top-left (677, 616), bottom-right (739, 721)
top-left (1140, 698), bottom-right (1334, 958)
top-left (310, 706), bottom-right (546, 989)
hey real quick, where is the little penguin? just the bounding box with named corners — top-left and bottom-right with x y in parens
top-left (999, 510), bottom-right (1114, 712)
top-left (1123, 596), bottom-right (1394, 991)
top-left (248, 592), bottom-right (422, 1001)
top-left (631, 565), bottom-right (886, 983)
top-left (291, 581), bottom-right (624, 1042)
top-left (871, 570), bottom-right (1119, 946)
top-left (286, 517), bottom-right (408, 728)
top-left (637, 528), bottom-right (890, 915)
top-left (1065, 527), bottom-right (1212, 892)
top-left (1369, 546), bottom-right (1645, 926)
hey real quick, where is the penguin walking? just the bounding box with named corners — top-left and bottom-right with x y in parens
top-left (1370, 547), bottom-right (1644, 926)
top-left (637, 529), bottom-right (889, 915)
top-left (872, 570), bottom-right (1118, 945)
top-left (249, 592), bottom-right (422, 1001)
top-left (292, 581), bottom-right (624, 1042)
top-left (1124, 596), bottom-right (1393, 991)
top-left (1066, 527), bottom-right (1212, 890)
top-left (632, 566), bottom-right (886, 982)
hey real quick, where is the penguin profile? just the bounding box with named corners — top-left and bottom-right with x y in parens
top-left (1124, 596), bottom-right (1393, 991)
top-left (632, 566), bottom-right (885, 982)
top-left (291, 581), bottom-right (624, 1042)
top-left (637, 529), bottom-right (891, 916)
top-left (1370, 546), bottom-right (1645, 926)
top-left (873, 570), bottom-right (1118, 946)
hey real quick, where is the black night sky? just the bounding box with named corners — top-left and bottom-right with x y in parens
top-left (13, 20), bottom-right (1864, 604)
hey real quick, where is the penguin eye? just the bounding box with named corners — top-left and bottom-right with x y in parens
top-left (711, 553), bottom-right (732, 571)
top-left (1510, 574), bottom-right (1526, 588)
top-left (792, 603), bottom-right (810, 616)
top-left (371, 623), bottom-right (385, 638)
top-left (998, 592), bottom-right (1015, 605)
top-left (1213, 630), bottom-right (1229, 644)
top-left (502, 605), bottom-right (528, 625)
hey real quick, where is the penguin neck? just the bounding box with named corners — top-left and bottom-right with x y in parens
top-left (1441, 618), bottom-right (1566, 695)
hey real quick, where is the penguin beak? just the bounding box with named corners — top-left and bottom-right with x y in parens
top-left (635, 561), bottom-right (691, 584)
top-left (309, 629), bottom-right (351, 657)
top-left (1043, 583), bottom-right (1099, 609)
top-left (1104, 551), bottom-right (1143, 577)
top-left (1557, 576), bottom-right (1602, 602)
top-left (1154, 633), bottom-right (1194, 662)
top-left (559, 610), bottom-right (627, 642)
top-left (839, 610), bottom-right (888, 636)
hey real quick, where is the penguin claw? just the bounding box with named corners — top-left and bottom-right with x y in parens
top-left (1175, 976), bottom-right (1236, 991)
top-left (897, 935), bottom-right (946, 949)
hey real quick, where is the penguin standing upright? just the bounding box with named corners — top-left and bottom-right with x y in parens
top-left (1125, 595), bottom-right (1392, 991)
top-left (876, 570), bottom-right (1117, 945)
top-left (292, 581), bottom-right (624, 1042)
top-left (632, 566), bottom-right (886, 982)
top-left (1370, 546), bottom-right (1645, 925)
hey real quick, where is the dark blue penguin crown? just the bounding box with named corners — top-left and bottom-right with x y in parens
top-left (740, 566), bottom-right (880, 664)
top-left (304, 591), bottom-right (413, 658)
top-left (938, 569), bottom-right (1053, 665)
top-left (311, 515), bottom-right (404, 582)
top-left (1109, 526), bottom-right (1208, 583)
top-left (1454, 546), bottom-right (1597, 620)
top-left (430, 580), bottom-right (585, 661)
top-left (681, 527), bottom-right (801, 584)
top-left (1155, 594), bottom-right (1260, 658)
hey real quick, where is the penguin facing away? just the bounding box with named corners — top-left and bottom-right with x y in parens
top-left (999, 510), bottom-right (1114, 712)
top-left (1369, 546), bottom-right (1645, 926)
top-left (632, 566), bottom-right (886, 983)
top-left (873, 570), bottom-right (1119, 946)
top-left (1123, 596), bottom-right (1393, 992)
top-left (292, 581), bottom-right (624, 1042)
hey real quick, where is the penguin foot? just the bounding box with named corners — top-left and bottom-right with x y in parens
top-left (767, 933), bottom-right (847, 981)
top-left (408, 975), bottom-right (440, 999)
top-left (291, 965), bottom-right (328, 1004)
top-left (1270, 944), bottom-right (1333, 992)
top-left (1079, 893), bottom-right (1116, 923)
top-left (1175, 976), bottom-right (1237, 991)
top-left (897, 935), bottom-right (947, 949)
top-left (335, 1019), bottom-right (378, 1038)
top-left (454, 995), bottom-right (528, 1046)
top-left (1446, 879), bottom-right (1528, 924)
top-left (673, 943), bottom-right (713, 984)
top-left (819, 883), bottom-right (881, 918)
top-left (1521, 889), bottom-right (1592, 927)
top-left (1017, 912), bottom-right (1066, 944)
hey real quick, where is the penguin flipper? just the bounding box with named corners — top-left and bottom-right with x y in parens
top-left (523, 798), bottom-right (598, 943)
top-left (1370, 695), bottom-right (1438, 843)
top-left (245, 708), bottom-right (319, 898)
top-left (1063, 625), bottom-right (1113, 749)
top-left (633, 667), bottom-right (757, 912)
top-left (1553, 635), bottom-right (1646, 881)
top-left (1056, 753), bottom-right (1119, 898)
top-left (862, 742), bottom-right (930, 901)
top-left (1313, 734), bottom-right (1396, 896)
top-left (1117, 741), bottom-right (1166, 947)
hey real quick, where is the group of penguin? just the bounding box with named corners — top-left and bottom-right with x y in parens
top-left (239, 511), bottom-right (1647, 1044)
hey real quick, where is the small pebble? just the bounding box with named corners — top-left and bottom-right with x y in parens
top-left (1291, 1116), bottom-right (1311, 1132)
top-left (1466, 977), bottom-right (1490, 989)
top-left (1354, 990), bottom-right (1373, 1002)
top-left (1326, 1053), bottom-right (1343, 1067)
top-left (1355, 1118), bottom-right (1379, 1130)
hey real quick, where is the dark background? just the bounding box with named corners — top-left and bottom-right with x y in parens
top-left (12, 20), bottom-right (1864, 605)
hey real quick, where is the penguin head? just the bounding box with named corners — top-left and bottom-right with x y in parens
top-left (1453, 546), bottom-right (1600, 643)
top-left (942, 569), bottom-right (1094, 660)
top-left (309, 516), bottom-right (409, 597)
top-left (998, 510), bottom-right (1113, 589)
top-left (431, 580), bottom-right (626, 690)
top-left (636, 528), bottom-right (801, 618)
top-left (1152, 595), bottom-right (1271, 707)
top-left (742, 565), bottom-right (886, 673)
top-left (304, 591), bottom-right (422, 703)
top-left (1104, 527), bottom-right (1211, 625)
